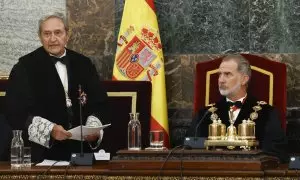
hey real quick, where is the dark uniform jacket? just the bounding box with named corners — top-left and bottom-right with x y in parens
top-left (0, 115), bottom-right (12, 161)
top-left (5, 47), bottom-right (110, 162)
top-left (186, 95), bottom-right (289, 163)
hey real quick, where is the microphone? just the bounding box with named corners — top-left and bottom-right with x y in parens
top-left (194, 110), bottom-right (211, 138)
top-left (184, 109), bottom-right (211, 149)
top-left (70, 85), bottom-right (94, 166)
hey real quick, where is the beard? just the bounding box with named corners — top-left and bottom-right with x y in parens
top-left (219, 81), bottom-right (241, 97)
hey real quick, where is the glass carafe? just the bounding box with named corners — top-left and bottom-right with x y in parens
top-left (11, 130), bottom-right (24, 169)
top-left (128, 113), bottom-right (141, 150)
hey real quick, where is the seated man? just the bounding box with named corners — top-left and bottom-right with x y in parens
top-left (186, 54), bottom-right (288, 163)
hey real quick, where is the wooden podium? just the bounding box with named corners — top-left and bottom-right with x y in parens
top-left (0, 150), bottom-right (294, 179)
top-left (110, 149), bottom-right (280, 171)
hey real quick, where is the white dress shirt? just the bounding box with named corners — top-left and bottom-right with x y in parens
top-left (226, 94), bottom-right (247, 123)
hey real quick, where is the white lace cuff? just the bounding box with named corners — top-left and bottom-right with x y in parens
top-left (86, 115), bottom-right (103, 149)
top-left (28, 116), bottom-right (55, 148)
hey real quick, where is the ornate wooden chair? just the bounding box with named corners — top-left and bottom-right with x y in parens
top-left (193, 54), bottom-right (287, 130)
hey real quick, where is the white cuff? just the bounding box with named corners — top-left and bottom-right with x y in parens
top-left (86, 115), bottom-right (103, 148)
top-left (28, 116), bottom-right (55, 148)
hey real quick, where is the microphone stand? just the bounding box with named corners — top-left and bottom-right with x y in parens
top-left (70, 85), bottom-right (94, 166)
top-left (183, 110), bottom-right (211, 149)
top-left (79, 86), bottom-right (83, 157)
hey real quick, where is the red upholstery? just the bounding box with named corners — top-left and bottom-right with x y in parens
top-left (194, 54), bottom-right (287, 130)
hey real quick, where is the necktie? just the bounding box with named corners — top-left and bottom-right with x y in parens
top-left (51, 56), bottom-right (67, 65)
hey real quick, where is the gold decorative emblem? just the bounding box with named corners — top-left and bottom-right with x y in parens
top-left (208, 105), bottom-right (218, 121)
top-left (210, 113), bottom-right (218, 121)
top-left (208, 103), bottom-right (215, 107)
top-left (249, 102), bottom-right (263, 121)
top-left (208, 106), bottom-right (217, 113)
top-left (257, 101), bottom-right (267, 105)
top-left (250, 112), bottom-right (258, 120)
top-left (253, 105), bottom-right (262, 112)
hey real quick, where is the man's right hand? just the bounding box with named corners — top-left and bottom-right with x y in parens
top-left (51, 124), bottom-right (72, 140)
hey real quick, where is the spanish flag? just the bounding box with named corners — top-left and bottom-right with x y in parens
top-left (112, 0), bottom-right (169, 147)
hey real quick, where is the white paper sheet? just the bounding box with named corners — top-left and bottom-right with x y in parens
top-left (35, 159), bottom-right (70, 166)
top-left (67, 124), bottom-right (111, 141)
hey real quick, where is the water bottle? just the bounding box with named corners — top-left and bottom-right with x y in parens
top-left (128, 113), bottom-right (141, 150)
top-left (11, 130), bottom-right (24, 169)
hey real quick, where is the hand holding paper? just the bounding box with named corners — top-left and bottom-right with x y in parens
top-left (68, 124), bottom-right (111, 141)
top-left (51, 124), bottom-right (72, 140)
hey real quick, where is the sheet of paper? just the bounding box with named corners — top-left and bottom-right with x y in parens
top-left (35, 159), bottom-right (70, 166)
top-left (68, 124), bottom-right (111, 141)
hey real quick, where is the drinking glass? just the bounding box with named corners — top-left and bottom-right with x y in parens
top-left (149, 130), bottom-right (164, 149)
top-left (23, 147), bottom-right (31, 168)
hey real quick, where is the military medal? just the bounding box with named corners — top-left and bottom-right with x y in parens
top-left (208, 106), bottom-right (218, 121)
top-left (253, 105), bottom-right (262, 112)
top-left (210, 113), bottom-right (218, 121)
top-left (65, 92), bottom-right (72, 107)
top-left (66, 98), bottom-right (72, 107)
top-left (250, 112), bottom-right (258, 120)
top-left (250, 103), bottom-right (263, 121)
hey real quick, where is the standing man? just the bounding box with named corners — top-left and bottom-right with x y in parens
top-left (5, 12), bottom-right (110, 162)
top-left (186, 54), bottom-right (288, 163)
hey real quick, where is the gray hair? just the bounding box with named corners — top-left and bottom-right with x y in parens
top-left (38, 12), bottom-right (68, 36)
top-left (222, 54), bottom-right (252, 79)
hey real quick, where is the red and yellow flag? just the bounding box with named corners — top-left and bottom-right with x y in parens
top-left (112, 0), bottom-right (169, 147)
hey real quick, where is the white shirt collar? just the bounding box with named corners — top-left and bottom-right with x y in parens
top-left (226, 94), bottom-right (247, 103)
top-left (49, 49), bottom-right (66, 58)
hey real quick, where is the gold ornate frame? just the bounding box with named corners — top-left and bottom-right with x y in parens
top-left (107, 92), bottom-right (137, 113)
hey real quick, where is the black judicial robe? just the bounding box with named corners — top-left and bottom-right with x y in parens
top-left (0, 115), bottom-right (12, 161)
top-left (186, 95), bottom-right (289, 163)
top-left (5, 47), bottom-right (110, 162)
